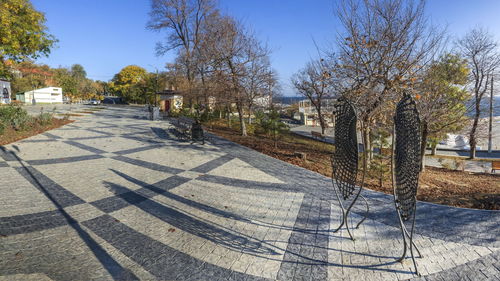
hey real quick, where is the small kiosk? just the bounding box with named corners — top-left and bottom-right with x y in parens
top-left (156, 90), bottom-right (183, 115)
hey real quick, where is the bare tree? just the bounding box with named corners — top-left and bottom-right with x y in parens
top-left (456, 28), bottom-right (500, 158)
top-left (333, 0), bottom-right (445, 161)
top-left (291, 58), bottom-right (334, 134)
top-left (148, 0), bottom-right (217, 104)
top-left (241, 57), bottom-right (276, 124)
top-left (205, 16), bottom-right (272, 136)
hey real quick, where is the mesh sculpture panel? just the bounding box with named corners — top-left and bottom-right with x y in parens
top-left (331, 98), bottom-right (358, 200)
top-left (394, 94), bottom-right (421, 220)
top-left (330, 98), bottom-right (368, 240)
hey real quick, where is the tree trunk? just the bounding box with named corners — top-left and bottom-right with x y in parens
top-left (488, 76), bottom-right (494, 153)
top-left (469, 106), bottom-right (481, 159)
top-left (361, 115), bottom-right (374, 163)
top-left (469, 133), bottom-right (477, 159)
top-left (361, 126), bottom-right (372, 165)
top-left (315, 105), bottom-right (326, 134)
top-left (360, 124), bottom-right (370, 169)
top-left (237, 103), bottom-right (247, 136)
top-left (226, 106), bottom-right (231, 127)
top-left (368, 130), bottom-right (373, 161)
top-left (420, 121), bottom-right (429, 172)
top-left (431, 144), bottom-right (437, 155)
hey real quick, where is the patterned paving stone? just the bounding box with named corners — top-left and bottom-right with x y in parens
top-left (6, 141), bottom-right (94, 161)
top-left (0, 106), bottom-right (498, 281)
top-left (34, 158), bottom-right (173, 202)
top-left (207, 158), bottom-right (285, 183)
top-left (0, 167), bottom-right (57, 217)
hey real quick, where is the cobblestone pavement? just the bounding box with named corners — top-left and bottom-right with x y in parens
top-left (21, 104), bottom-right (95, 117)
top-left (1, 106), bottom-right (499, 281)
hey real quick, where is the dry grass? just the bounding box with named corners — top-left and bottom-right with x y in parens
top-left (207, 120), bottom-right (499, 210)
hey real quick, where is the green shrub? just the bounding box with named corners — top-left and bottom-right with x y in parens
top-left (0, 104), bottom-right (31, 131)
top-left (179, 108), bottom-right (192, 117)
top-left (368, 128), bottom-right (391, 188)
top-left (12, 114), bottom-right (32, 131)
top-left (37, 112), bottom-right (53, 126)
top-left (260, 110), bottom-right (289, 148)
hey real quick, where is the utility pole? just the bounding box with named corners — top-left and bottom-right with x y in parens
top-left (488, 75), bottom-right (494, 153)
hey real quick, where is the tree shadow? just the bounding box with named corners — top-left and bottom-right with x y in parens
top-left (102, 180), bottom-right (278, 256)
top-left (107, 168), bottom-right (417, 275)
top-left (110, 169), bottom-right (251, 223)
top-left (0, 146), bottom-right (138, 280)
top-left (111, 169), bottom-right (336, 236)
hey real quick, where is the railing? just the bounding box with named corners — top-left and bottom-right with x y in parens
top-left (299, 107), bottom-right (336, 115)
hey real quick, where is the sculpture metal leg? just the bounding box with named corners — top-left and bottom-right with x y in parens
top-left (396, 208), bottom-right (408, 263)
top-left (332, 183), bottom-right (354, 240)
top-left (402, 224), bottom-right (422, 258)
top-left (409, 204), bottom-right (420, 275)
top-left (355, 194), bottom-right (369, 229)
top-left (395, 210), bottom-right (421, 275)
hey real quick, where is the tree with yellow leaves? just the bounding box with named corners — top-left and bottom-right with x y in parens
top-left (109, 65), bottom-right (148, 104)
top-left (0, 0), bottom-right (56, 78)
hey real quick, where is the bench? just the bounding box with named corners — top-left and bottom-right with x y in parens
top-left (492, 161), bottom-right (500, 173)
top-left (311, 131), bottom-right (326, 140)
top-left (169, 117), bottom-right (211, 144)
top-left (170, 117), bottom-right (195, 140)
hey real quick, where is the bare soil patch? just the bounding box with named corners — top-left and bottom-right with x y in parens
top-left (57, 113), bottom-right (84, 117)
top-left (0, 118), bottom-right (74, 146)
top-left (207, 122), bottom-right (499, 210)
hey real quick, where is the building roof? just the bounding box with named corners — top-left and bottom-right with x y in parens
top-left (23, 87), bottom-right (63, 94)
top-left (155, 89), bottom-right (181, 96)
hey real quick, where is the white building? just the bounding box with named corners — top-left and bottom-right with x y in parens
top-left (298, 98), bottom-right (336, 126)
top-left (253, 95), bottom-right (272, 108)
top-left (17, 87), bottom-right (63, 104)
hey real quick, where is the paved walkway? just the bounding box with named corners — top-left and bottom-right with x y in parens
top-left (21, 104), bottom-right (93, 116)
top-left (0, 107), bottom-right (499, 281)
top-left (290, 125), bottom-right (335, 144)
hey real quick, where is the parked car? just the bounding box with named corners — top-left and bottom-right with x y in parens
top-left (89, 99), bottom-right (100, 105)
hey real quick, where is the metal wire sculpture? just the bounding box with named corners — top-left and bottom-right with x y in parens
top-left (391, 93), bottom-right (423, 275)
top-left (331, 97), bottom-right (369, 240)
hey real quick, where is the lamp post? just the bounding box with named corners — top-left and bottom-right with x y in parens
top-left (148, 65), bottom-right (160, 107)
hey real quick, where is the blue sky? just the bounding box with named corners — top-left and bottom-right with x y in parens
top-left (32, 0), bottom-right (500, 96)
